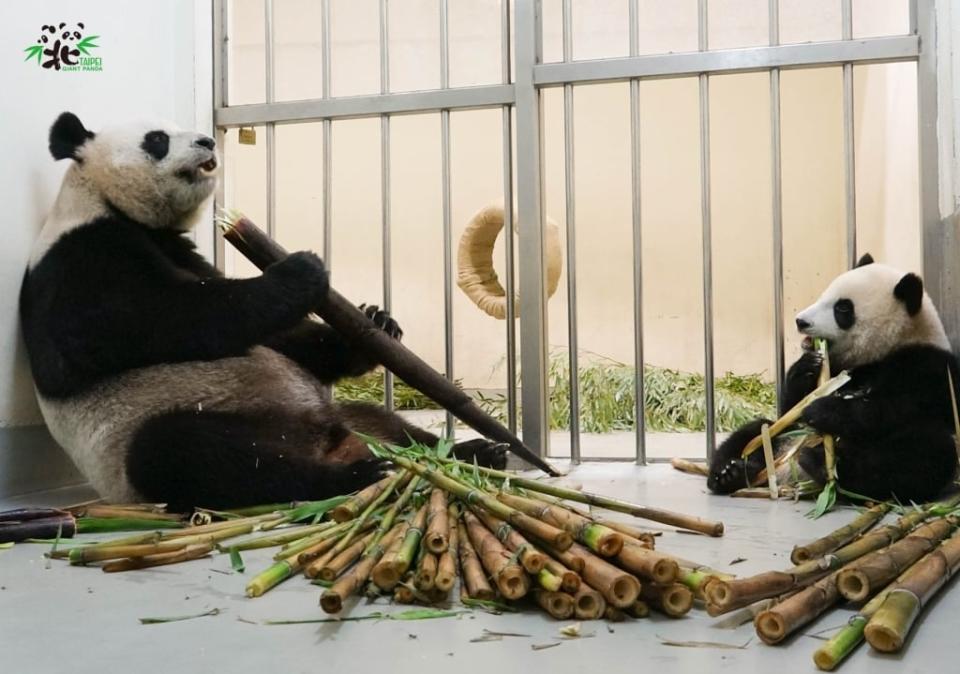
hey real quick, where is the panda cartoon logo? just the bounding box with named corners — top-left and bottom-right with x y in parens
top-left (24, 23), bottom-right (99, 70)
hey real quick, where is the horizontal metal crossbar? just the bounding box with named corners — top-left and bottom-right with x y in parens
top-left (534, 35), bottom-right (919, 86)
top-left (216, 83), bottom-right (515, 127)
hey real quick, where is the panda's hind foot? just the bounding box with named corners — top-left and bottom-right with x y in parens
top-left (452, 438), bottom-right (508, 470)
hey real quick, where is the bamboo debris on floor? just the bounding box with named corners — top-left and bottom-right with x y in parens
top-left (37, 440), bottom-right (726, 625)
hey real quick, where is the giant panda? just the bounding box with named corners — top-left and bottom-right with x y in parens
top-left (708, 253), bottom-right (959, 503)
top-left (20, 112), bottom-right (504, 510)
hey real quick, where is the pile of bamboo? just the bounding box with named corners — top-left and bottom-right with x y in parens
top-left (40, 448), bottom-right (727, 623)
top-left (699, 497), bottom-right (960, 669)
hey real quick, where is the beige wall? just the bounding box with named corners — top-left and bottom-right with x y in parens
top-left (224, 0), bottom-right (920, 390)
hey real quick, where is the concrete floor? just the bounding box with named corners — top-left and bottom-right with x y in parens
top-left (1, 464), bottom-right (954, 674)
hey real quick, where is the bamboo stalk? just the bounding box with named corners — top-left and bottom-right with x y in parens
top-left (101, 542), bottom-right (214, 572)
top-left (458, 521), bottom-right (495, 601)
top-left (678, 566), bottom-right (732, 600)
top-left (536, 567), bottom-right (564, 592)
top-left (393, 573), bottom-right (417, 604)
top-left (433, 456), bottom-right (724, 536)
top-left (627, 599), bottom-right (650, 618)
top-left (616, 540), bottom-right (680, 585)
top-left (82, 506), bottom-right (181, 522)
top-left (605, 607), bottom-right (627, 622)
top-left (50, 532), bottom-right (161, 559)
top-left (640, 582), bottom-right (693, 618)
top-left (302, 519), bottom-right (378, 574)
top-left (321, 522), bottom-right (406, 613)
top-left (791, 504), bottom-right (890, 564)
top-left (740, 370), bottom-right (851, 459)
top-left (218, 211), bottom-right (556, 475)
top-left (435, 504), bottom-right (460, 592)
top-left (386, 455), bottom-right (573, 549)
top-left (279, 520), bottom-right (362, 560)
top-left (415, 551), bottom-right (438, 591)
top-left (70, 524), bottom-right (251, 565)
top-left (326, 471), bottom-right (407, 561)
top-left (552, 542), bottom-right (641, 609)
top-left (542, 555), bottom-right (581, 593)
top-left (755, 573), bottom-right (840, 645)
top-left (371, 521), bottom-right (413, 591)
top-left (524, 493), bottom-right (660, 547)
top-left (533, 589), bottom-right (575, 620)
top-left (572, 583), bottom-right (606, 620)
top-left (316, 531), bottom-right (378, 582)
top-left (837, 517), bottom-right (956, 602)
top-left (164, 512), bottom-right (281, 537)
top-left (760, 423), bottom-right (779, 499)
top-left (670, 458), bottom-right (709, 477)
top-left (498, 492), bottom-right (623, 557)
top-left (331, 473), bottom-right (401, 522)
top-left (390, 504), bottom-right (429, 582)
top-left (863, 530), bottom-right (960, 653)
top-left (463, 510), bottom-right (530, 600)
top-left (471, 508), bottom-right (545, 573)
top-left (225, 521), bottom-right (336, 552)
top-left (424, 488), bottom-right (449, 554)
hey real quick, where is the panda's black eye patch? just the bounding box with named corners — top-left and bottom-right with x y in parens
top-left (141, 131), bottom-right (170, 161)
top-left (834, 299), bottom-right (855, 330)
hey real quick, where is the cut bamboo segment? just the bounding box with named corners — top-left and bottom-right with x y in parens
top-left (393, 573), bottom-right (417, 604)
top-left (791, 503), bottom-right (890, 564)
top-left (670, 458), bottom-right (709, 477)
top-left (616, 541), bottom-right (679, 585)
top-left (497, 492), bottom-right (623, 557)
top-left (471, 508), bottom-right (545, 573)
top-left (542, 556), bottom-right (581, 593)
top-left (627, 599), bottom-right (650, 619)
top-left (331, 474), bottom-right (399, 522)
top-left (678, 566), bottom-right (732, 600)
top-left (864, 529), bottom-right (960, 653)
top-left (641, 582), bottom-right (693, 618)
top-left (415, 551), bottom-right (438, 591)
top-left (434, 504), bottom-right (460, 592)
top-left (391, 504), bottom-right (429, 579)
top-left (102, 542), bottom-right (214, 573)
top-left (83, 506), bottom-right (181, 522)
top-left (372, 510), bottom-right (422, 591)
top-left (836, 517), bottom-right (956, 602)
top-left (572, 583), bottom-right (606, 620)
top-left (321, 522), bottom-right (406, 613)
top-left (604, 607), bottom-right (627, 622)
top-left (464, 510), bottom-right (530, 600)
top-left (301, 537), bottom-right (346, 577)
top-left (424, 489), bottom-right (449, 554)
top-left (226, 521), bottom-right (336, 552)
top-left (755, 574), bottom-right (840, 645)
top-left (553, 542), bottom-right (641, 608)
top-left (458, 521), bottom-right (495, 601)
top-left (525, 494), bottom-right (659, 548)
top-left (534, 589), bottom-right (575, 620)
top-left (387, 455), bottom-right (573, 549)
top-left (536, 568), bottom-right (563, 592)
top-left (317, 531), bottom-right (377, 582)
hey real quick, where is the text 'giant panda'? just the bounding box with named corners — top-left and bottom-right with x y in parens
top-left (709, 253), bottom-right (960, 503)
top-left (20, 112), bottom-right (505, 511)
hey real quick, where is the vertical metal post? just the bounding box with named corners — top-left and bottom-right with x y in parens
top-left (264, 0), bottom-right (276, 238)
top-left (501, 0), bottom-right (519, 434)
top-left (561, 0), bottom-right (581, 463)
top-left (842, 0), bottom-right (857, 268)
top-left (698, 0), bottom-right (716, 460)
top-left (322, 0), bottom-right (333, 275)
top-left (213, 0), bottom-right (228, 272)
top-left (914, 1), bottom-right (946, 326)
top-left (380, 0), bottom-right (394, 411)
top-left (628, 0), bottom-right (646, 464)
top-left (770, 0), bottom-right (785, 410)
top-left (515, 0), bottom-right (550, 461)
top-left (440, 0), bottom-right (455, 439)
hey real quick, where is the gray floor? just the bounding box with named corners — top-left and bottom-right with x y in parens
top-left (0, 464), bottom-right (952, 674)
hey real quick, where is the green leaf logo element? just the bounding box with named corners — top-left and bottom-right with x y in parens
top-left (76, 35), bottom-right (100, 56)
top-left (24, 44), bottom-right (43, 63)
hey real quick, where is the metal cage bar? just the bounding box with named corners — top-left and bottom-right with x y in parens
top-left (380, 0), bottom-right (394, 411)
top-left (501, 0), bottom-right (519, 435)
top-left (842, 0), bottom-right (858, 268)
top-left (697, 0), bottom-right (716, 461)
top-left (212, 0), bottom-right (228, 272)
top-left (769, 0), bottom-right (785, 412)
top-left (628, 0), bottom-right (646, 465)
top-left (264, 0), bottom-right (276, 238)
top-left (440, 0), bottom-right (455, 439)
top-left (561, 0), bottom-right (580, 463)
top-left (322, 0), bottom-right (333, 273)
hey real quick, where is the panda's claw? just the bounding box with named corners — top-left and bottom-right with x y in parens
top-left (361, 304), bottom-right (403, 341)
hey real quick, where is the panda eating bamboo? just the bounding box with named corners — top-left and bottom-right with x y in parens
top-left (709, 254), bottom-right (960, 503)
top-left (20, 112), bottom-right (505, 511)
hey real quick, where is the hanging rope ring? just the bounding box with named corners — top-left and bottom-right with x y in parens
top-left (456, 204), bottom-right (562, 319)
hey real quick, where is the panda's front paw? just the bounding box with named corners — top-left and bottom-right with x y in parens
top-left (266, 252), bottom-right (330, 310)
top-left (802, 397), bottom-right (846, 435)
top-left (707, 458), bottom-right (755, 494)
top-left (360, 304), bottom-right (403, 341)
top-left (330, 458), bottom-right (393, 495)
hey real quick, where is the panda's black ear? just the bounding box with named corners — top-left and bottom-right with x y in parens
top-left (854, 253), bottom-right (875, 268)
top-left (49, 112), bottom-right (94, 161)
top-left (894, 272), bottom-right (923, 316)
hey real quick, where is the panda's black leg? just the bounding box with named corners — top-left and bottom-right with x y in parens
top-left (335, 401), bottom-right (507, 468)
top-left (833, 428), bottom-right (957, 503)
top-left (707, 418), bottom-right (774, 494)
top-left (126, 409), bottom-right (390, 511)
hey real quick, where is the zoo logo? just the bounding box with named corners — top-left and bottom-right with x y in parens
top-left (24, 22), bottom-right (102, 72)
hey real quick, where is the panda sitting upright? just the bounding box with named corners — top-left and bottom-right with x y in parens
top-left (20, 112), bottom-right (504, 510)
top-left (709, 254), bottom-right (959, 503)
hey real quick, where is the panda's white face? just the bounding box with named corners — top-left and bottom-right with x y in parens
top-left (794, 256), bottom-right (949, 369)
top-left (77, 119), bottom-right (219, 230)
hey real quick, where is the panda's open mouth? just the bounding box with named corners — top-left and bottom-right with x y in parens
top-left (198, 157), bottom-right (218, 174)
top-left (177, 156), bottom-right (219, 183)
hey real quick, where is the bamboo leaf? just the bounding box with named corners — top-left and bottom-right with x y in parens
top-left (285, 495), bottom-right (350, 524)
top-left (807, 482), bottom-right (838, 519)
top-left (139, 608), bottom-right (221, 625)
top-left (265, 609), bottom-right (465, 625)
top-left (0, 542), bottom-right (13, 550)
top-left (229, 547), bottom-right (245, 573)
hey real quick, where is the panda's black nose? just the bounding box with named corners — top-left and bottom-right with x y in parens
top-left (194, 135), bottom-right (216, 151)
top-left (796, 317), bottom-right (811, 331)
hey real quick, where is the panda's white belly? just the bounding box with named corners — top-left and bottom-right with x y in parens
top-left (37, 347), bottom-right (330, 503)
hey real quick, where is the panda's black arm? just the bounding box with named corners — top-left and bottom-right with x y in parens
top-left (781, 351), bottom-right (822, 413)
top-left (263, 320), bottom-right (378, 383)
